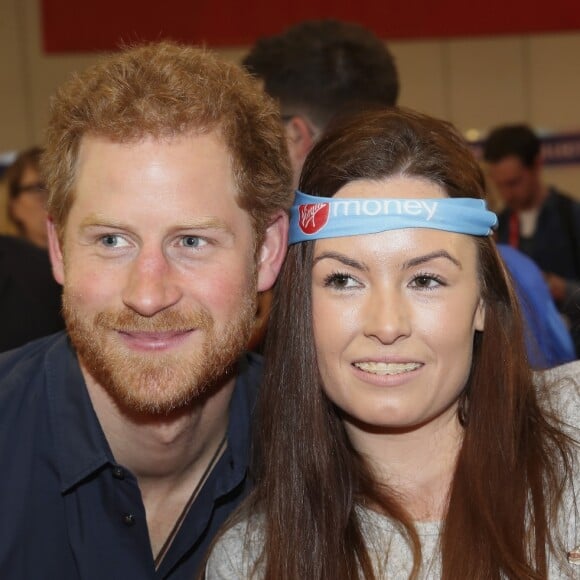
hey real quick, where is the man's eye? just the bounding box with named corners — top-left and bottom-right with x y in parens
top-left (181, 236), bottom-right (207, 248)
top-left (100, 234), bottom-right (128, 248)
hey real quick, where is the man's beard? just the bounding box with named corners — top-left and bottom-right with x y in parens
top-left (63, 289), bottom-right (256, 416)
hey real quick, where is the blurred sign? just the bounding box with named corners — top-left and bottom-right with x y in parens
top-left (541, 132), bottom-right (580, 166)
top-left (470, 132), bottom-right (580, 166)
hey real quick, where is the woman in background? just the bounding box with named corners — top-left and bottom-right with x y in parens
top-left (207, 108), bottom-right (579, 579)
top-left (5, 146), bottom-right (49, 248)
top-left (0, 146), bottom-right (63, 350)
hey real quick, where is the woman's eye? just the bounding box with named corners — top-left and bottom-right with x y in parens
top-left (411, 275), bottom-right (443, 289)
top-left (181, 236), bottom-right (207, 249)
top-left (324, 272), bottom-right (359, 289)
top-left (100, 234), bottom-right (128, 248)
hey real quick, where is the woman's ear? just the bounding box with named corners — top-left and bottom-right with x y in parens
top-left (474, 298), bottom-right (485, 332)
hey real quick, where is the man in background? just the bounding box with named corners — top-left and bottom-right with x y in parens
top-left (244, 19), bottom-right (400, 350)
top-left (244, 19), bottom-right (400, 187)
top-left (483, 124), bottom-right (580, 355)
top-left (0, 41), bottom-right (292, 578)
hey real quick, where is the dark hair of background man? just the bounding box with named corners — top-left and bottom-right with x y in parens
top-left (243, 19), bottom-right (399, 129)
top-left (482, 124), bottom-right (541, 167)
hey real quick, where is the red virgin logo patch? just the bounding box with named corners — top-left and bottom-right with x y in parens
top-left (298, 203), bottom-right (330, 235)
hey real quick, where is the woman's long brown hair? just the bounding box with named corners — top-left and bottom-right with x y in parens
top-left (240, 108), bottom-right (577, 579)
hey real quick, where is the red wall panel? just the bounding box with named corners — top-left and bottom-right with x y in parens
top-left (41, 0), bottom-right (580, 53)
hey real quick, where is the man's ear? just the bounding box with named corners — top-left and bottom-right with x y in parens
top-left (47, 218), bottom-right (65, 285)
top-left (256, 211), bottom-right (289, 292)
top-left (285, 115), bottom-right (316, 182)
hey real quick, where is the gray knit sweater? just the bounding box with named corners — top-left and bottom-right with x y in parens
top-left (206, 361), bottom-right (580, 579)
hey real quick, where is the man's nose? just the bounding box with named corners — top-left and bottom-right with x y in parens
top-left (121, 247), bottom-right (182, 317)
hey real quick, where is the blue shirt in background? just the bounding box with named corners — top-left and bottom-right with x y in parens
top-left (498, 244), bottom-right (575, 368)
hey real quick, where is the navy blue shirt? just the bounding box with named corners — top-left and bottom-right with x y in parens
top-left (496, 187), bottom-right (580, 281)
top-left (0, 332), bottom-right (261, 579)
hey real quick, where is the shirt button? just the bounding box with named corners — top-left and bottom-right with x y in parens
top-left (122, 513), bottom-right (136, 527)
top-left (112, 466), bottom-right (125, 480)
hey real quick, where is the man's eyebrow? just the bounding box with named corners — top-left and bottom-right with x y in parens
top-left (79, 214), bottom-right (234, 234)
top-left (174, 218), bottom-right (235, 234)
top-left (402, 250), bottom-right (462, 270)
top-left (313, 251), bottom-right (368, 272)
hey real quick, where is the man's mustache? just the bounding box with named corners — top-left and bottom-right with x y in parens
top-left (93, 308), bottom-right (213, 333)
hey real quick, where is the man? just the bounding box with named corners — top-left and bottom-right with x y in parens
top-left (0, 42), bottom-right (292, 578)
top-left (243, 20), bottom-right (400, 350)
top-left (483, 124), bottom-right (580, 355)
top-left (243, 19), bottom-right (400, 187)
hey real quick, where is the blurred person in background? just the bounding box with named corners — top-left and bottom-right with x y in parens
top-left (0, 233), bottom-right (64, 352)
top-left (0, 146), bottom-right (63, 351)
top-left (497, 244), bottom-right (575, 367)
top-left (5, 146), bottom-right (49, 248)
top-left (0, 152), bottom-right (18, 235)
top-left (243, 19), bottom-right (399, 189)
top-left (483, 124), bottom-right (580, 356)
top-left (244, 19), bottom-right (399, 350)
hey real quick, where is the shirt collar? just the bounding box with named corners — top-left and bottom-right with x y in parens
top-left (45, 334), bottom-right (113, 493)
top-left (46, 335), bottom-right (260, 494)
top-left (215, 353), bottom-right (261, 496)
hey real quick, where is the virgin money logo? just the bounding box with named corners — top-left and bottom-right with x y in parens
top-left (299, 203), bottom-right (330, 235)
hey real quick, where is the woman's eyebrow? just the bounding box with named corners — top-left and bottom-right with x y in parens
top-left (313, 249), bottom-right (462, 271)
top-left (402, 250), bottom-right (462, 270)
top-left (313, 251), bottom-right (368, 272)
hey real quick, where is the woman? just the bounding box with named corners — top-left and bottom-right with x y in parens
top-left (4, 146), bottom-right (49, 248)
top-left (206, 108), bottom-right (579, 578)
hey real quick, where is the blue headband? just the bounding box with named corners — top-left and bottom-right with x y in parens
top-left (289, 191), bottom-right (497, 244)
